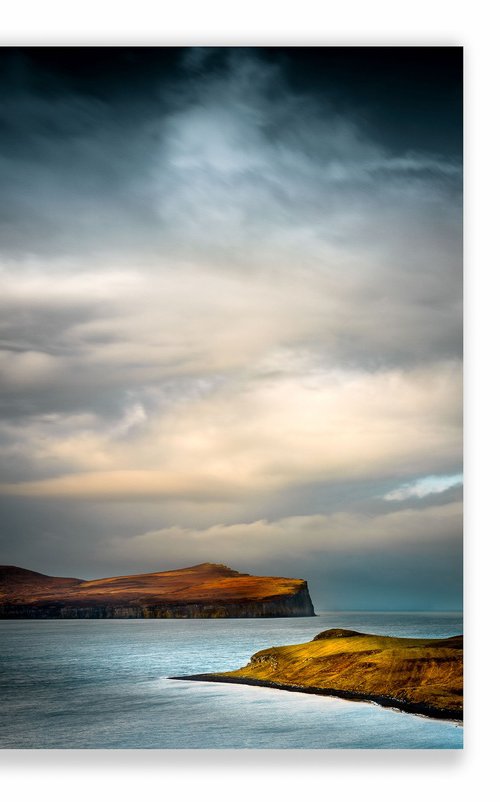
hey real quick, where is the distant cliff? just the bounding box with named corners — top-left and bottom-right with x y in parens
top-left (173, 628), bottom-right (463, 721)
top-left (0, 563), bottom-right (315, 619)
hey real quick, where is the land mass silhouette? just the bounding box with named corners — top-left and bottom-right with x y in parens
top-left (0, 562), bottom-right (315, 618)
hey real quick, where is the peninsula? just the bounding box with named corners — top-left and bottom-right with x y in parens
top-left (0, 562), bottom-right (315, 619)
top-left (172, 628), bottom-right (463, 721)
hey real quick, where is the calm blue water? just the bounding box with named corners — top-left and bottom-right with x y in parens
top-left (0, 612), bottom-right (462, 749)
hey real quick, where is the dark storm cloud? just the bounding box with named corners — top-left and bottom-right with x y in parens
top-left (260, 47), bottom-right (462, 156)
top-left (0, 79), bottom-right (161, 255)
top-left (0, 47), bottom-right (462, 413)
top-left (0, 47), bottom-right (462, 258)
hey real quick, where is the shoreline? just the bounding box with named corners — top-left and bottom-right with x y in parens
top-left (170, 673), bottom-right (463, 723)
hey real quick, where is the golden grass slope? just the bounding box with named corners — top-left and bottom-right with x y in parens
top-left (186, 628), bottom-right (463, 720)
top-left (0, 563), bottom-right (311, 610)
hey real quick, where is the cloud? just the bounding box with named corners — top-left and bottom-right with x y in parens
top-left (0, 348), bottom-right (61, 388)
top-left (0, 50), bottom-right (461, 434)
top-left (109, 501), bottom-right (463, 564)
top-left (0, 470), bottom-right (244, 502)
top-left (111, 403), bottom-right (147, 437)
top-left (384, 473), bottom-right (463, 501)
top-left (0, 49), bottom-right (462, 607)
top-left (0, 360), bottom-right (461, 502)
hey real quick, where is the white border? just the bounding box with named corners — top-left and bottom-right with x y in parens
top-left (1, 0), bottom-right (497, 798)
top-left (0, 1), bottom-right (478, 46)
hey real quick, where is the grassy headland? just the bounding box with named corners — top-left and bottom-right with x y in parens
top-left (173, 628), bottom-right (463, 721)
top-left (0, 563), bottom-right (315, 618)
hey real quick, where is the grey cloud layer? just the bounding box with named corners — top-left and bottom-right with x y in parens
top-left (0, 50), bottom-right (462, 608)
top-left (1, 52), bottom-right (461, 398)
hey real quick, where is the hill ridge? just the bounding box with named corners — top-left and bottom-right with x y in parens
top-left (0, 562), bottom-right (315, 619)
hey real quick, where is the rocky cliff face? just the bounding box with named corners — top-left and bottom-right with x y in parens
top-left (0, 563), bottom-right (315, 618)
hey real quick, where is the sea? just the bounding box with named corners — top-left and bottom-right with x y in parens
top-left (0, 612), bottom-right (463, 749)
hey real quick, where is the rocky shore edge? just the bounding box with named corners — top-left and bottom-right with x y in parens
top-left (170, 628), bottom-right (463, 723)
top-left (170, 672), bottom-right (462, 722)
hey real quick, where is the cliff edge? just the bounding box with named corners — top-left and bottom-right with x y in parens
top-left (0, 563), bottom-right (315, 619)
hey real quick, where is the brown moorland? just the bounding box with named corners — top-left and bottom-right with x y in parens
top-left (0, 563), bottom-right (315, 618)
top-left (173, 628), bottom-right (463, 720)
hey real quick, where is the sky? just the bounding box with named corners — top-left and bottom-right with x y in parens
top-left (0, 47), bottom-right (462, 610)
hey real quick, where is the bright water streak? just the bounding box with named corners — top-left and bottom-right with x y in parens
top-left (0, 612), bottom-right (463, 749)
